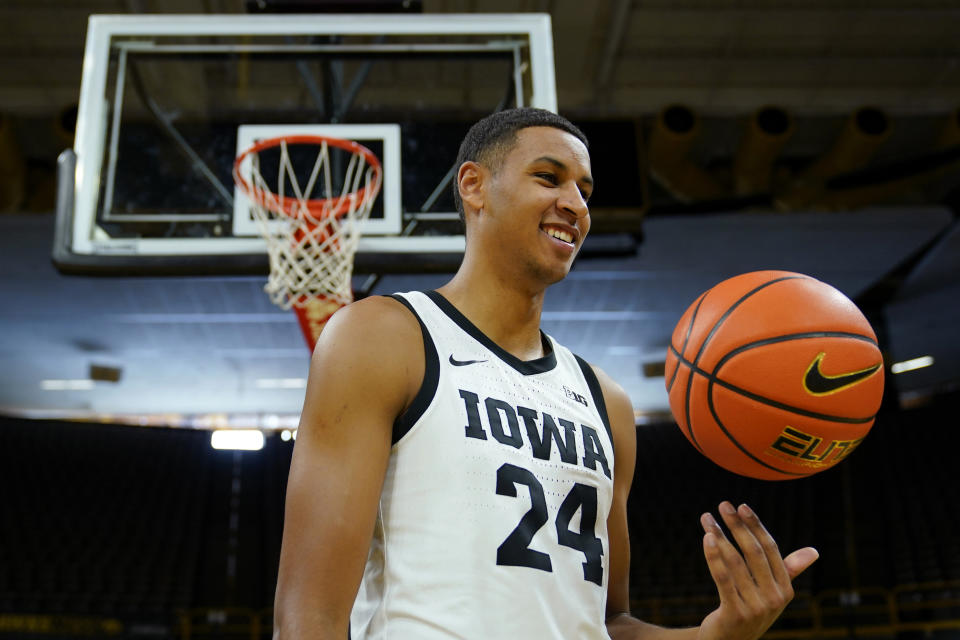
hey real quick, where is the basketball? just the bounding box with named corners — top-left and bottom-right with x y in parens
top-left (665, 271), bottom-right (885, 480)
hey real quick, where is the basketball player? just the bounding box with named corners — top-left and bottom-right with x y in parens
top-left (274, 108), bottom-right (819, 639)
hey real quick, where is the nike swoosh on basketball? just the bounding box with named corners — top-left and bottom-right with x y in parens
top-left (449, 355), bottom-right (487, 366)
top-left (803, 352), bottom-right (882, 396)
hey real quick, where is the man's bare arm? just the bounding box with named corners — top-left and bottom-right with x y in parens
top-left (273, 297), bottom-right (423, 639)
top-left (595, 360), bottom-right (699, 640)
top-left (596, 365), bottom-right (637, 627)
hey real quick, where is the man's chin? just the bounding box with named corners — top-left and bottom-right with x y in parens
top-left (519, 251), bottom-right (578, 288)
top-left (541, 260), bottom-right (575, 286)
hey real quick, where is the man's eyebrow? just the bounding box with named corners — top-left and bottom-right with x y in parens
top-left (531, 156), bottom-right (594, 186)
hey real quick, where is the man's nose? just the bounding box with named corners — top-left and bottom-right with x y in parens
top-left (557, 182), bottom-right (589, 219)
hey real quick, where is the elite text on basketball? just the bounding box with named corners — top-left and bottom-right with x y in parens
top-left (766, 425), bottom-right (864, 469)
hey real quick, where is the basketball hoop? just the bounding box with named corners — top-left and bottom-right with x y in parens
top-left (233, 135), bottom-right (382, 351)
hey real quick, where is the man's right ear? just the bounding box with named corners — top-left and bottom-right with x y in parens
top-left (457, 161), bottom-right (485, 216)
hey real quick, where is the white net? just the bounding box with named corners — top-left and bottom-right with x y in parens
top-left (233, 135), bottom-right (382, 348)
top-left (242, 137), bottom-right (381, 309)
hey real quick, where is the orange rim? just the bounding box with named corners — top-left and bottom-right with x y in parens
top-left (233, 134), bottom-right (382, 221)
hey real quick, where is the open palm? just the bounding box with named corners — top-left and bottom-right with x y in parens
top-left (697, 502), bottom-right (819, 640)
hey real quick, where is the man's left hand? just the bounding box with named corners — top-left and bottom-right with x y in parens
top-left (697, 501), bottom-right (819, 640)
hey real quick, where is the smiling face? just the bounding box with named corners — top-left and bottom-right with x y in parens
top-left (460, 126), bottom-right (594, 287)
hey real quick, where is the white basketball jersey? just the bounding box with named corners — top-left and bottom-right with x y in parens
top-left (350, 291), bottom-right (616, 640)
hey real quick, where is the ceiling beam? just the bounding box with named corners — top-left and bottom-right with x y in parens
top-left (596, 0), bottom-right (633, 91)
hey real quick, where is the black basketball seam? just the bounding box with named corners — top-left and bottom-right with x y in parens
top-left (706, 331), bottom-right (879, 474)
top-left (669, 343), bottom-right (876, 424)
top-left (711, 331), bottom-right (882, 417)
top-left (705, 331), bottom-right (879, 477)
top-left (692, 276), bottom-right (806, 368)
top-left (666, 291), bottom-right (706, 394)
top-left (706, 379), bottom-right (807, 477)
top-left (683, 275), bottom-right (804, 452)
top-left (717, 331), bottom-right (879, 360)
top-left (681, 291), bottom-right (712, 453)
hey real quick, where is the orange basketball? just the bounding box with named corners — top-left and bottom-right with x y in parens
top-left (664, 271), bottom-right (885, 480)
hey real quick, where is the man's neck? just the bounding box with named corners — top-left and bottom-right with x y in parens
top-left (436, 266), bottom-right (549, 362)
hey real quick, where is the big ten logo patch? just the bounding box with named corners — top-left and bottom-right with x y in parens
top-left (767, 426), bottom-right (864, 469)
top-left (564, 385), bottom-right (588, 407)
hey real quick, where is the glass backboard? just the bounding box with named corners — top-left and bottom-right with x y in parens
top-left (53, 13), bottom-right (557, 275)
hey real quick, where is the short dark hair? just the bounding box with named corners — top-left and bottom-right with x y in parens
top-left (452, 108), bottom-right (589, 221)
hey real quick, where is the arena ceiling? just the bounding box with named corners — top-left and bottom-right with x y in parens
top-left (0, 0), bottom-right (957, 424)
top-left (4, 0), bottom-right (960, 117)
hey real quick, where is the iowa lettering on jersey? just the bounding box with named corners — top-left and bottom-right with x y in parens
top-left (457, 389), bottom-right (611, 479)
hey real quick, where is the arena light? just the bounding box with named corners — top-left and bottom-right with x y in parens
top-left (891, 356), bottom-right (934, 374)
top-left (256, 378), bottom-right (307, 389)
top-left (41, 379), bottom-right (95, 390)
top-left (210, 430), bottom-right (265, 451)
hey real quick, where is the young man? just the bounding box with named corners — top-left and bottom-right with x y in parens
top-left (274, 108), bottom-right (819, 639)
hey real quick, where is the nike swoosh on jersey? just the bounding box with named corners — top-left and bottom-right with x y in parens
top-left (803, 352), bottom-right (882, 396)
top-left (449, 355), bottom-right (488, 366)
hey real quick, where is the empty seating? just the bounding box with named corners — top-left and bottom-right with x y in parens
top-left (1, 391), bottom-right (957, 633)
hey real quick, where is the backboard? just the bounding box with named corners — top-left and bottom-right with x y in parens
top-left (53, 13), bottom-right (558, 275)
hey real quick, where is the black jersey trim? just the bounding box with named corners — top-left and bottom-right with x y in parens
top-left (574, 355), bottom-right (614, 454)
top-left (425, 290), bottom-right (557, 376)
top-left (388, 294), bottom-right (440, 445)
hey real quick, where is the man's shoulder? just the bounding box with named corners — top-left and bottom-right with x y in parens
top-left (328, 294), bottom-right (421, 331)
top-left (316, 294), bottom-right (424, 361)
top-left (307, 295), bottom-right (427, 417)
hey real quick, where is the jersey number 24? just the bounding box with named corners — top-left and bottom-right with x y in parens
top-left (495, 462), bottom-right (603, 586)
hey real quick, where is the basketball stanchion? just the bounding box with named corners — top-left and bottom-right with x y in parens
top-left (233, 135), bottom-right (382, 351)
